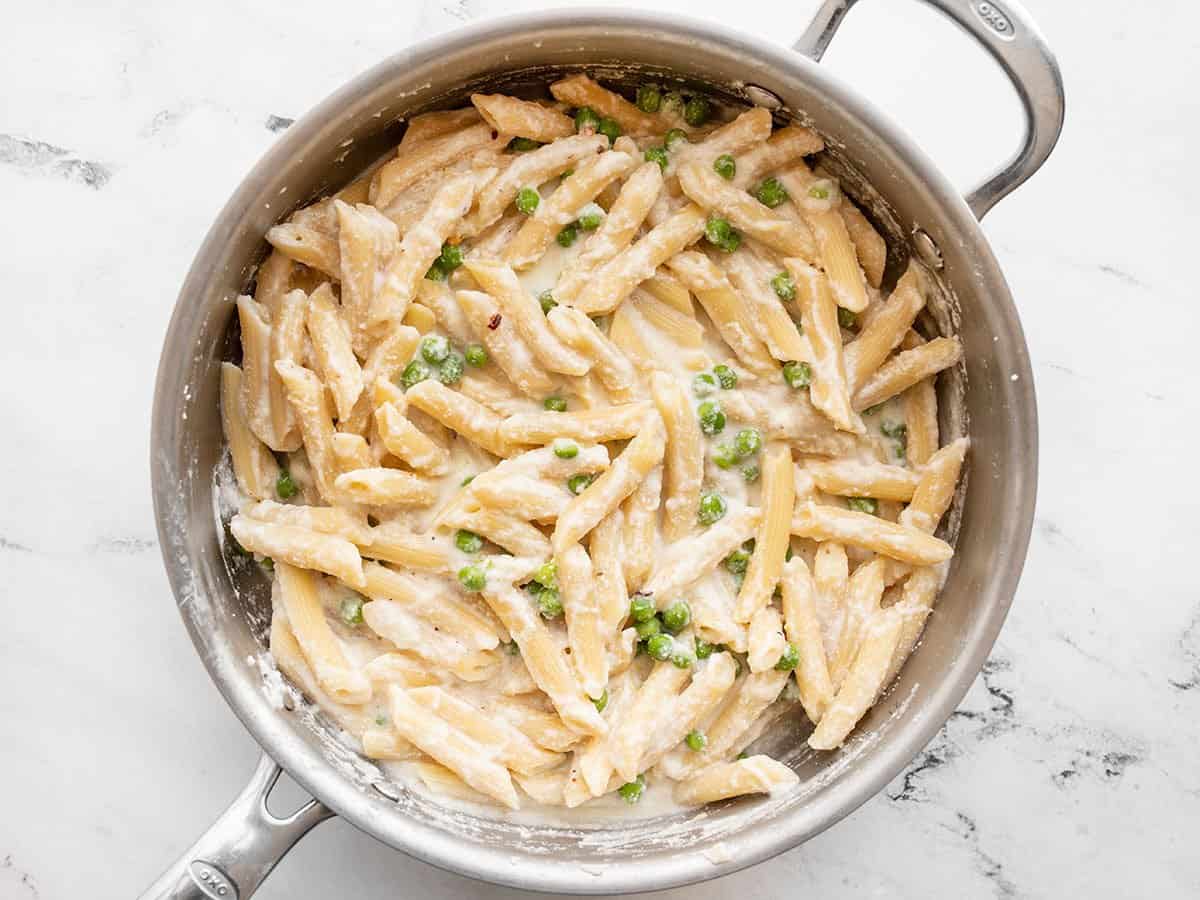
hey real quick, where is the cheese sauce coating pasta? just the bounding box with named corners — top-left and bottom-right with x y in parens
top-left (222, 75), bottom-right (967, 813)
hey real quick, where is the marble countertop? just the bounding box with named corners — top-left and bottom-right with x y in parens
top-left (2, 0), bottom-right (1196, 897)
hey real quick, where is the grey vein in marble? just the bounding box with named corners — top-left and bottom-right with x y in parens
top-left (0, 134), bottom-right (111, 188)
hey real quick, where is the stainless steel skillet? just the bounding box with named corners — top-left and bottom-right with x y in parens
top-left (143, 2), bottom-right (1063, 896)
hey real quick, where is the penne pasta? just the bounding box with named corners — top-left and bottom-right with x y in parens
top-left (735, 443), bottom-right (796, 622)
top-left (371, 174), bottom-right (476, 327)
top-left (372, 122), bottom-right (497, 210)
top-left (786, 259), bottom-right (863, 433)
top-left (273, 359), bottom-right (341, 502)
top-left (808, 605), bottom-right (904, 751)
top-left (480, 583), bottom-right (607, 737)
top-left (790, 501), bottom-right (953, 566)
top-left (552, 410), bottom-right (666, 554)
top-left (642, 505), bottom-right (761, 601)
top-left (462, 259), bottom-right (591, 375)
top-left (904, 378), bottom-right (940, 467)
top-left (649, 371), bottom-right (705, 542)
top-left (499, 403), bottom-right (649, 445)
top-left (388, 686), bottom-right (520, 808)
top-left (779, 556), bottom-right (835, 724)
top-left (555, 161), bottom-right (663, 302)
top-left (853, 336), bottom-right (963, 412)
top-left (843, 262), bottom-right (926, 392)
top-left (454, 288), bottom-right (557, 397)
top-left (305, 284), bottom-right (363, 422)
top-left (220, 363), bottom-right (279, 500)
top-left (573, 205), bottom-right (707, 314)
top-left (273, 561), bottom-right (371, 703)
top-left (405, 379), bottom-right (519, 457)
top-left (549, 73), bottom-right (660, 135)
top-left (504, 148), bottom-right (637, 269)
top-left (557, 544), bottom-right (608, 699)
top-left (677, 161), bottom-right (817, 261)
top-left (674, 755), bottom-right (798, 805)
top-left (807, 459), bottom-right (921, 502)
top-left (471, 92), bottom-right (575, 142)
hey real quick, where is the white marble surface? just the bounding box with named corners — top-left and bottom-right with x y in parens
top-left (2, 0), bottom-right (1197, 897)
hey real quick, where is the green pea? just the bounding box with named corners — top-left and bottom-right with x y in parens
top-left (561, 169), bottom-right (574, 179)
top-left (712, 443), bottom-right (739, 469)
top-left (704, 216), bottom-right (741, 253)
top-left (597, 117), bottom-right (621, 145)
top-left (713, 364), bottom-right (737, 389)
top-left (552, 439), bottom-right (578, 459)
top-left (697, 400), bottom-right (726, 435)
top-left (846, 497), bottom-right (878, 515)
top-left (808, 183), bottom-right (830, 200)
top-left (508, 136), bottom-right (542, 151)
top-left (733, 428), bottom-right (761, 458)
top-left (741, 464), bottom-right (760, 483)
top-left (782, 360), bottom-right (813, 389)
top-left (671, 651), bottom-right (693, 669)
top-left (458, 564), bottom-right (486, 592)
top-left (532, 560), bottom-right (558, 589)
top-left (464, 343), bottom-right (488, 367)
top-left (577, 203), bottom-right (604, 230)
top-left (618, 774), bottom-right (645, 804)
top-left (713, 154), bottom-right (736, 180)
top-left (683, 95), bottom-right (710, 127)
top-left (556, 223), bottom-right (579, 247)
top-left (506, 641), bottom-right (521, 656)
top-left (567, 473), bottom-right (595, 495)
top-left (438, 353), bottom-right (464, 385)
top-left (664, 127), bottom-right (688, 150)
top-left (698, 491), bottom-right (727, 526)
top-left (644, 146), bottom-right (669, 171)
top-left (424, 260), bottom-right (447, 281)
top-left (894, 443), bottom-right (907, 462)
top-left (736, 751), bottom-right (749, 760)
top-left (838, 307), bottom-right (858, 329)
top-left (575, 106), bottom-right (601, 132)
top-left (537, 587), bottom-right (564, 619)
top-left (724, 549), bottom-right (751, 575)
top-left (771, 271), bottom-right (796, 301)
top-left (635, 84), bottom-right (662, 113)
top-left (401, 359), bottom-right (432, 389)
top-left (461, 474), bottom-right (476, 486)
top-left (420, 335), bottom-right (450, 364)
top-left (340, 596), bottom-right (365, 626)
top-left (634, 616), bottom-right (662, 640)
top-left (881, 421), bottom-right (908, 441)
top-left (375, 713), bottom-right (388, 726)
top-left (693, 372), bottom-right (717, 396)
top-left (685, 730), bottom-right (707, 751)
top-left (543, 395), bottom-right (567, 412)
top-left (646, 633), bottom-right (675, 661)
top-left (454, 529), bottom-right (483, 554)
top-left (276, 468), bottom-right (298, 500)
top-left (661, 600), bottom-right (691, 633)
top-left (695, 638), bottom-right (714, 659)
top-left (439, 242), bottom-right (464, 272)
top-left (755, 176), bottom-right (789, 208)
top-left (516, 187), bottom-right (540, 215)
top-left (775, 643), bottom-right (800, 671)
top-left (592, 689), bottom-right (609, 713)
top-left (259, 556), bottom-right (275, 575)
top-left (629, 594), bottom-right (657, 623)
top-left (538, 289), bottom-right (557, 313)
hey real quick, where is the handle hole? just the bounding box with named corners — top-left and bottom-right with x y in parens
top-left (264, 769), bottom-right (318, 820)
top-left (813, 0), bottom-right (1022, 195)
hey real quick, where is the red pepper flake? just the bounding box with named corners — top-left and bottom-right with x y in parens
top-left (487, 313), bottom-right (502, 330)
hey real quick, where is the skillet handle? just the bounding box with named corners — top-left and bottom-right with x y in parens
top-left (138, 753), bottom-right (334, 900)
top-left (794, 0), bottom-right (1064, 219)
